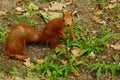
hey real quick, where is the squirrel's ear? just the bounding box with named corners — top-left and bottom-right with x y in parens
top-left (69, 10), bottom-right (74, 16)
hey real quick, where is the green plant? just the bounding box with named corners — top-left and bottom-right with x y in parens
top-left (64, 24), bottom-right (117, 56)
top-left (0, 26), bottom-right (8, 42)
top-left (90, 62), bottom-right (120, 78)
top-left (115, 3), bottom-right (120, 10)
top-left (14, 13), bottom-right (36, 26)
top-left (26, 54), bottom-right (80, 80)
top-left (11, 67), bottom-right (20, 76)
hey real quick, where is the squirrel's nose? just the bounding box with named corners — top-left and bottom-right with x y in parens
top-left (66, 24), bottom-right (70, 27)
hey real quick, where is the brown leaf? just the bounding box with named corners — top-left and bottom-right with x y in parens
top-left (71, 47), bottom-right (82, 57)
top-left (105, 42), bottom-right (110, 48)
top-left (110, 0), bottom-right (117, 3)
top-left (71, 69), bottom-right (80, 77)
top-left (111, 43), bottom-right (120, 50)
top-left (88, 52), bottom-right (95, 59)
top-left (105, 4), bottom-right (116, 9)
top-left (48, 1), bottom-right (72, 11)
top-left (0, 10), bottom-right (6, 16)
top-left (36, 59), bottom-right (45, 64)
top-left (92, 15), bottom-right (106, 25)
top-left (15, 6), bottom-right (27, 12)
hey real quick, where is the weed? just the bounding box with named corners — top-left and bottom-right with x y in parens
top-left (14, 13), bottom-right (36, 26)
top-left (115, 3), bottom-right (120, 10)
top-left (11, 67), bottom-right (20, 76)
top-left (63, 24), bottom-right (117, 57)
top-left (25, 54), bottom-right (80, 79)
top-left (90, 62), bottom-right (120, 78)
top-left (0, 26), bottom-right (8, 42)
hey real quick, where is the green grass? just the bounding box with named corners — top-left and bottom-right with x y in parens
top-left (25, 54), bottom-right (80, 79)
top-left (90, 62), bottom-right (120, 78)
top-left (0, 26), bottom-right (8, 42)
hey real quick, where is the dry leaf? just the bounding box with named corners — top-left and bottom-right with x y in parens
top-left (13, 76), bottom-right (22, 80)
top-left (91, 30), bottom-right (97, 34)
top-left (92, 15), bottom-right (106, 25)
top-left (94, 10), bottom-right (103, 15)
top-left (71, 47), bottom-right (82, 57)
top-left (110, 0), bottom-right (117, 3)
top-left (71, 69), bottom-right (80, 77)
top-left (88, 52), bottom-right (95, 59)
top-left (36, 59), bottom-right (44, 64)
top-left (105, 4), bottom-right (116, 9)
top-left (14, 11), bottom-right (22, 15)
top-left (105, 42), bottom-right (110, 48)
top-left (99, 20), bottom-right (106, 25)
top-left (111, 43), bottom-right (120, 50)
top-left (0, 10), bottom-right (6, 16)
top-left (23, 58), bottom-right (33, 67)
top-left (15, 6), bottom-right (27, 12)
top-left (48, 1), bottom-right (72, 11)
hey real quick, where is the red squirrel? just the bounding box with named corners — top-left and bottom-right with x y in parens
top-left (40, 11), bottom-right (74, 48)
top-left (4, 11), bottom-right (74, 60)
top-left (4, 23), bottom-right (41, 60)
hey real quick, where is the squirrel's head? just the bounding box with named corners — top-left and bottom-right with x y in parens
top-left (63, 11), bottom-right (73, 27)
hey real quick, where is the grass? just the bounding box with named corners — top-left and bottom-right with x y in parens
top-left (0, 26), bottom-right (8, 42)
top-left (25, 54), bottom-right (80, 79)
top-left (90, 62), bottom-right (120, 78)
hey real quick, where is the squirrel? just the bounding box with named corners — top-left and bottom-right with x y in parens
top-left (4, 23), bottom-right (41, 60)
top-left (4, 11), bottom-right (74, 61)
top-left (40, 11), bottom-right (74, 48)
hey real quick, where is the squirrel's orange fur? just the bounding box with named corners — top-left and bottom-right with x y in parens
top-left (40, 11), bottom-right (74, 48)
top-left (4, 11), bottom-right (74, 60)
top-left (4, 23), bottom-right (41, 60)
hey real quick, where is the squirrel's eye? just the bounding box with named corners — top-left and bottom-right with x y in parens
top-left (72, 19), bottom-right (73, 21)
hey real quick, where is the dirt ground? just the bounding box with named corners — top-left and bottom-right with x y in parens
top-left (0, 0), bottom-right (120, 80)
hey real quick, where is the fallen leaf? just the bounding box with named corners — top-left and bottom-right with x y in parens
top-left (71, 69), bottom-right (80, 77)
top-left (105, 42), bottom-right (110, 48)
top-left (88, 52), bottom-right (95, 59)
top-left (36, 59), bottom-right (44, 64)
top-left (91, 30), bottom-right (97, 34)
top-left (48, 1), bottom-right (72, 11)
top-left (71, 47), bottom-right (82, 57)
top-left (110, 0), bottom-right (117, 3)
top-left (92, 15), bottom-right (106, 25)
top-left (0, 10), bottom-right (6, 16)
top-left (15, 6), bottom-right (27, 12)
top-left (13, 76), bottom-right (22, 80)
top-left (14, 11), bottom-right (22, 15)
top-left (105, 4), bottom-right (116, 9)
top-left (28, 3), bottom-right (39, 10)
top-left (23, 58), bottom-right (33, 67)
top-left (111, 43), bottom-right (120, 50)
top-left (94, 10), bottom-right (103, 16)
top-left (99, 20), bottom-right (106, 25)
